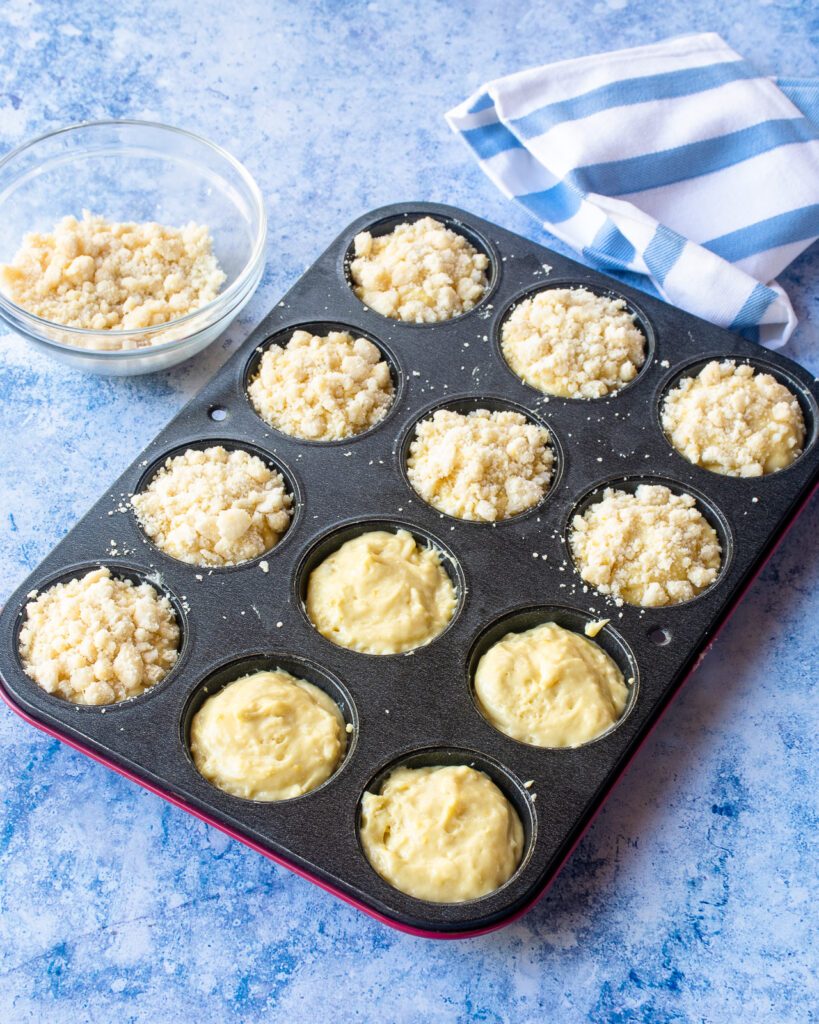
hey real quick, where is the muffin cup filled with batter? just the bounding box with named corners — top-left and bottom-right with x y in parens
top-left (300, 521), bottom-right (462, 655)
top-left (344, 212), bottom-right (496, 324)
top-left (661, 358), bottom-right (809, 477)
top-left (184, 654), bottom-right (356, 802)
top-left (16, 563), bottom-right (184, 706)
top-left (498, 283), bottom-right (651, 399)
top-left (244, 322), bottom-right (400, 442)
top-left (568, 479), bottom-right (730, 608)
top-left (358, 750), bottom-right (531, 903)
top-left (468, 606), bottom-right (639, 749)
top-left (132, 440), bottom-right (297, 568)
top-left (401, 396), bottom-right (559, 523)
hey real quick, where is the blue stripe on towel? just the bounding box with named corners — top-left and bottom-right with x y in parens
top-left (572, 118), bottom-right (819, 196)
top-left (466, 91), bottom-right (495, 114)
top-left (582, 221), bottom-right (637, 270)
top-left (777, 79), bottom-right (819, 124)
top-left (512, 60), bottom-right (756, 137)
top-left (607, 269), bottom-right (661, 299)
top-left (704, 204), bottom-right (819, 262)
top-left (517, 182), bottom-right (583, 224)
top-left (729, 282), bottom-right (778, 330)
top-left (461, 120), bottom-right (523, 159)
top-left (643, 225), bottom-right (686, 284)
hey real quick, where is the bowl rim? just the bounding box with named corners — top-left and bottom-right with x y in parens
top-left (0, 119), bottom-right (267, 357)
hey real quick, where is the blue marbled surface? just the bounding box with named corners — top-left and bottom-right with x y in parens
top-left (1, 2), bottom-right (817, 1021)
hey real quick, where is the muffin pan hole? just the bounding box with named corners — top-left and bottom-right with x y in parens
top-left (657, 354), bottom-right (818, 477)
top-left (14, 560), bottom-right (189, 710)
top-left (397, 393), bottom-right (564, 525)
top-left (342, 210), bottom-right (500, 325)
top-left (208, 406), bottom-right (228, 422)
top-left (295, 517), bottom-right (465, 655)
top-left (648, 626), bottom-right (672, 646)
top-left (181, 652), bottom-right (358, 801)
top-left (356, 745), bottom-right (536, 903)
top-left (466, 605), bottom-right (639, 748)
top-left (132, 437), bottom-right (301, 569)
top-left (565, 475), bottom-right (734, 609)
top-left (494, 279), bottom-right (656, 401)
top-left (242, 320), bottom-right (404, 445)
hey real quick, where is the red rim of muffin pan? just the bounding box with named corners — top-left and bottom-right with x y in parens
top-left (2, 202), bottom-right (818, 937)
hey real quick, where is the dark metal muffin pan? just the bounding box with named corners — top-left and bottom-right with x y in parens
top-left (2, 202), bottom-right (818, 938)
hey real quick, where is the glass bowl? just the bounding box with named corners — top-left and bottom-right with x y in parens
top-left (0, 120), bottom-right (266, 375)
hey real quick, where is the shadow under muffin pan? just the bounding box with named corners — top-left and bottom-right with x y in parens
top-left (1, 201), bottom-right (818, 938)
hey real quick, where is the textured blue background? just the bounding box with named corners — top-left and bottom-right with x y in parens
top-left (1, 2), bottom-right (817, 1021)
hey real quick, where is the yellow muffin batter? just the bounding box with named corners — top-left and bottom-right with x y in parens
top-left (359, 765), bottom-right (524, 902)
top-left (305, 529), bottom-right (457, 655)
top-left (189, 669), bottom-right (346, 800)
top-left (474, 622), bottom-right (629, 747)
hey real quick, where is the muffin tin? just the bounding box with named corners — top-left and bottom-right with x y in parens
top-left (2, 202), bottom-right (818, 938)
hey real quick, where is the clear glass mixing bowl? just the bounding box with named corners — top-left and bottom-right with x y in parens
top-left (0, 120), bottom-right (266, 375)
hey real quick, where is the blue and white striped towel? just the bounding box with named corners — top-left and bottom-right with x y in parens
top-left (446, 33), bottom-right (819, 348)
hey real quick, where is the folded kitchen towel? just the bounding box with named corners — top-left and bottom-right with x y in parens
top-left (445, 33), bottom-right (819, 347)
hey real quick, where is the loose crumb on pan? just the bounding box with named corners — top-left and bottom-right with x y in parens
top-left (18, 566), bottom-right (180, 705)
top-left (662, 360), bottom-right (805, 477)
top-left (570, 484), bottom-right (722, 607)
top-left (349, 216), bottom-right (489, 322)
top-left (248, 330), bottom-right (394, 440)
top-left (406, 407), bottom-right (553, 521)
top-left (131, 445), bottom-right (292, 567)
top-left (0, 211), bottom-right (225, 338)
top-left (500, 287), bottom-right (646, 398)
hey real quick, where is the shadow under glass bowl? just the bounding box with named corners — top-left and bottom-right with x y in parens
top-left (0, 120), bottom-right (266, 375)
